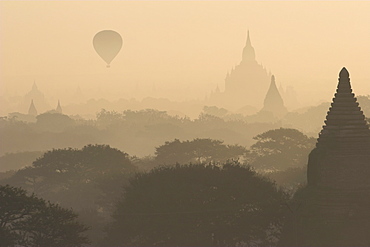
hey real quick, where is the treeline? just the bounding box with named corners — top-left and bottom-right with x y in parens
top-left (2, 95), bottom-right (370, 157)
top-left (0, 126), bottom-right (316, 246)
top-left (0, 108), bottom-right (281, 157)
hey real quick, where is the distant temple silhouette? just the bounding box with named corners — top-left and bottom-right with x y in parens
top-left (208, 31), bottom-right (300, 113)
top-left (21, 82), bottom-right (50, 114)
top-left (209, 31), bottom-right (279, 112)
top-left (56, 100), bottom-right (62, 114)
top-left (28, 99), bottom-right (37, 116)
top-left (224, 31), bottom-right (270, 101)
top-left (260, 75), bottom-right (287, 117)
top-left (281, 68), bottom-right (370, 246)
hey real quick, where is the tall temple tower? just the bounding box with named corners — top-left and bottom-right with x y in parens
top-left (241, 30), bottom-right (256, 63)
top-left (281, 68), bottom-right (370, 246)
top-left (261, 75), bottom-right (287, 117)
top-left (224, 31), bottom-right (270, 107)
top-left (210, 31), bottom-right (270, 110)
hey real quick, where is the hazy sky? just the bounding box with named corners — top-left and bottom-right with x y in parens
top-left (1, 1), bottom-right (370, 106)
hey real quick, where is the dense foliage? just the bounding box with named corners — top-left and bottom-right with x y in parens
top-left (0, 124), bottom-right (320, 246)
top-left (105, 162), bottom-right (288, 246)
top-left (0, 185), bottom-right (89, 247)
top-left (154, 138), bottom-right (247, 165)
top-left (1, 144), bottom-right (137, 245)
top-left (3, 144), bottom-right (136, 211)
top-left (249, 128), bottom-right (316, 171)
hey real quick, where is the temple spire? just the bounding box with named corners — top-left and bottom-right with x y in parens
top-left (339, 67), bottom-right (349, 79)
top-left (261, 75), bottom-right (287, 117)
top-left (56, 100), bottom-right (62, 114)
top-left (28, 99), bottom-right (37, 116)
top-left (316, 67), bottom-right (370, 151)
top-left (32, 81), bottom-right (38, 91)
top-left (246, 30), bottom-right (251, 46)
top-left (242, 30), bottom-right (256, 63)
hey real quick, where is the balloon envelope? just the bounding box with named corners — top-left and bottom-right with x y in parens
top-left (93, 30), bottom-right (123, 67)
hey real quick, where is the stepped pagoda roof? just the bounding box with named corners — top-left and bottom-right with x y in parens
top-left (316, 67), bottom-right (370, 152)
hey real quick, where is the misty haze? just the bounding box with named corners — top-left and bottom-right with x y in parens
top-left (1, 1), bottom-right (370, 247)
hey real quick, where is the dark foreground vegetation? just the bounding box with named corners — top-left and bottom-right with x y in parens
top-left (0, 124), bottom-right (317, 246)
top-left (105, 163), bottom-right (287, 246)
top-left (0, 185), bottom-right (89, 247)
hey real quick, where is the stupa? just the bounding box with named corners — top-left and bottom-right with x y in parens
top-left (280, 68), bottom-right (370, 246)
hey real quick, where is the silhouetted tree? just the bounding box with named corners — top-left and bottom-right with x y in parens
top-left (249, 128), bottom-right (315, 171)
top-left (105, 162), bottom-right (287, 246)
top-left (266, 167), bottom-right (306, 194)
top-left (154, 138), bottom-right (247, 165)
top-left (35, 112), bottom-right (75, 132)
top-left (2, 145), bottom-right (137, 246)
top-left (202, 106), bottom-right (229, 118)
top-left (4, 144), bottom-right (136, 211)
top-left (0, 185), bottom-right (89, 247)
top-left (96, 109), bottom-right (124, 128)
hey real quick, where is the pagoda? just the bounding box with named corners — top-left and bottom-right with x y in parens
top-left (260, 75), bottom-right (287, 117)
top-left (308, 67), bottom-right (370, 188)
top-left (280, 68), bottom-right (370, 246)
top-left (28, 99), bottom-right (38, 116)
top-left (56, 100), bottom-right (63, 114)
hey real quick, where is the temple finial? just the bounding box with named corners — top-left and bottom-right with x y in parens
top-left (246, 30), bottom-right (251, 46)
top-left (32, 80), bottom-right (38, 90)
top-left (242, 30), bottom-right (255, 62)
top-left (56, 100), bottom-right (62, 114)
top-left (339, 67), bottom-right (349, 79)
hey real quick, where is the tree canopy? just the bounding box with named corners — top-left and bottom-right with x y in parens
top-left (4, 144), bottom-right (136, 211)
top-left (1, 144), bottom-right (137, 245)
top-left (154, 138), bottom-right (247, 165)
top-left (105, 162), bottom-right (287, 246)
top-left (0, 185), bottom-right (89, 247)
top-left (35, 112), bottom-right (75, 132)
top-left (249, 128), bottom-right (316, 171)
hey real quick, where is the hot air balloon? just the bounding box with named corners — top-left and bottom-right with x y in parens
top-left (93, 30), bottom-right (123, 68)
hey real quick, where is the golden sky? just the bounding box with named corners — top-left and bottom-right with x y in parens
top-left (1, 1), bottom-right (370, 106)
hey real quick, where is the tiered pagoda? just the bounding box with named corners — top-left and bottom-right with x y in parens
top-left (281, 68), bottom-right (370, 246)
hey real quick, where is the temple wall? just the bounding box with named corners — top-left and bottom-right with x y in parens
top-left (316, 153), bottom-right (370, 190)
